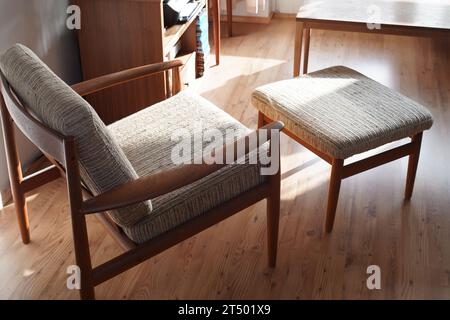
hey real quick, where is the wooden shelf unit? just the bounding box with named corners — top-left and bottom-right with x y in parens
top-left (74, 0), bottom-right (208, 124)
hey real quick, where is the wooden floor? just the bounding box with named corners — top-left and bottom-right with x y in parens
top-left (1, 19), bottom-right (449, 299)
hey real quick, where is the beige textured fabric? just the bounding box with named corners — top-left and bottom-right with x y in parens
top-left (0, 44), bottom-right (152, 227)
top-left (109, 91), bottom-right (266, 244)
top-left (252, 66), bottom-right (433, 159)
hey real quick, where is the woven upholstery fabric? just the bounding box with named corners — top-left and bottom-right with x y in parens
top-left (109, 91), bottom-right (266, 244)
top-left (0, 44), bottom-right (152, 227)
top-left (252, 66), bottom-right (433, 159)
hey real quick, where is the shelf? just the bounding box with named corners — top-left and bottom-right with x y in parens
top-left (163, 0), bottom-right (206, 56)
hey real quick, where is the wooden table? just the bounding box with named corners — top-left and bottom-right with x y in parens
top-left (211, 0), bottom-right (234, 66)
top-left (211, 0), bottom-right (221, 65)
top-left (294, 0), bottom-right (450, 76)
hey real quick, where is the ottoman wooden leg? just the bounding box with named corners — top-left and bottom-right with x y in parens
top-left (325, 158), bottom-right (344, 233)
top-left (405, 132), bottom-right (423, 200)
top-left (303, 28), bottom-right (311, 75)
top-left (293, 22), bottom-right (304, 77)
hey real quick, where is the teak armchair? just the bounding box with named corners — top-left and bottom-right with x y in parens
top-left (0, 44), bottom-right (283, 300)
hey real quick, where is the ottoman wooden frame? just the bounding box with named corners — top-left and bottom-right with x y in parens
top-left (258, 111), bottom-right (423, 233)
top-left (258, 115), bottom-right (424, 234)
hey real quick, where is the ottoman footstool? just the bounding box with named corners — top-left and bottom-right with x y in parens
top-left (252, 66), bottom-right (433, 233)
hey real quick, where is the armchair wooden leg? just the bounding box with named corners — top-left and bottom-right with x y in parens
top-left (267, 142), bottom-right (281, 268)
top-left (11, 188), bottom-right (29, 244)
top-left (64, 140), bottom-right (95, 300)
top-left (8, 168), bottom-right (30, 244)
top-left (325, 158), bottom-right (344, 233)
top-left (259, 110), bottom-right (280, 266)
top-left (405, 132), bottom-right (423, 200)
top-left (267, 177), bottom-right (280, 267)
top-left (73, 215), bottom-right (95, 300)
top-left (7, 153), bottom-right (30, 245)
top-left (1, 96), bottom-right (30, 244)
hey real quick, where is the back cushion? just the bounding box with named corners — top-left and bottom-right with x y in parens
top-left (0, 44), bottom-right (152, 228)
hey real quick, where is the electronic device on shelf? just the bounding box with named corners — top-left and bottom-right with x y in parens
top-left (163, 0), bottom-right (202, 29)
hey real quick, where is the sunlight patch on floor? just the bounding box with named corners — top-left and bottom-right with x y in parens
top-left (197, 55), bottom-right (286, 93)
top-left (281, 160), bottom-right (330, 201)
top-left (23, 269), bottom-right (35, 277)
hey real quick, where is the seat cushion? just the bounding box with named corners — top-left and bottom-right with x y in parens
top-left (108, 91), bottom-right (266, 244)
top-left (252, 66), bottom-right (433, 159)
top-left (0, 44), bottom-right (152, 227)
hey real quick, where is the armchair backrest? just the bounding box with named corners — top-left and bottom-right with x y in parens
top-left (0, 44), bottom-right (152, 228)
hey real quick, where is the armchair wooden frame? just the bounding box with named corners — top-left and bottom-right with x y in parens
top-left (0, 60), bottom-right (283, 300)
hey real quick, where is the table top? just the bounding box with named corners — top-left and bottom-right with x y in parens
top-left (297, 0), bottom-right (450, 31)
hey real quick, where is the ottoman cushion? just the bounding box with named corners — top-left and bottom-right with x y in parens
top-left (252, 66), bottom-right (433, 159)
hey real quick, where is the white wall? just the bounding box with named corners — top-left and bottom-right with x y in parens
top-left (0, 0), bottom-right (81, 202)
top-left (273, 0), bottom-right (302, 13)
top-left (221, 0), bottom-right (272, 17)
top-left (222, 0), bottom-right (302, 16)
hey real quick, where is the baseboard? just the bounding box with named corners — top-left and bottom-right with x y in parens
top-left (273, 12), bottom-right (297, 20)
top-left (220, 12), bottom-right (274, 24)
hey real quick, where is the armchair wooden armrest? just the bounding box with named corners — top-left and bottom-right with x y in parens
top-left (71, 60), bottom-right (183, 97)
top-left (81, 121), bottom-right (284, 215)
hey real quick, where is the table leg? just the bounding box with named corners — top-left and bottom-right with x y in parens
top-left (212, 0), bottom-right (221, 66)
top-left (303, 28), bottom-right (311, 74)
top-left (227, 0), bottom-right (233, 37)
top-left (293, 21), bottom-right (304, 77)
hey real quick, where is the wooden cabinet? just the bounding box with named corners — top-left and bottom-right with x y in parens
top-left (74, 0), bottom-right (210, 124)
top-left (178, 51), bottom-right (197, 89)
